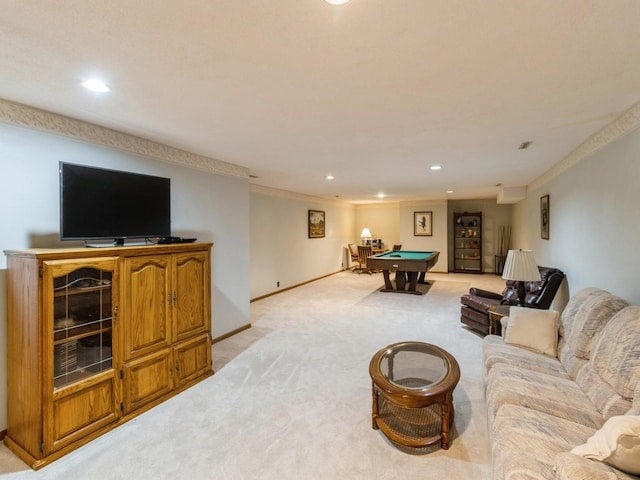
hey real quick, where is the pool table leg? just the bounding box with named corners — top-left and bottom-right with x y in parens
top-left (407, 272), bottom-right (419, 292)
top-left (381, 270), bottom-right (394, 289)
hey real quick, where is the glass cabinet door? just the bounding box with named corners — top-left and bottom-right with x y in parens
top-left (51, 264), bottom-right (115, 389)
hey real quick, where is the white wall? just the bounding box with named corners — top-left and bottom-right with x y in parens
top-left (352, 200), bottom-right (449, 273)
top-left (511, 126), bottom-right (640, 304)
top-left (250, 186), bottom-right (355, 298)
top-left (0, 122), bottom-right (251, 431)
top-left (398, 200), bottom-right (448, 272)
top-left (354, 203), bottom-right (400, 249)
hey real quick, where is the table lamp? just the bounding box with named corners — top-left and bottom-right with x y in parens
top-left (501, 249), bottom-right (541, 306)
top-left (360, 228), bottom-right (372, 246)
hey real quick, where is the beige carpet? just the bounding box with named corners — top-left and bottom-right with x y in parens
top-left (0, 271), bottom-right (505, 479)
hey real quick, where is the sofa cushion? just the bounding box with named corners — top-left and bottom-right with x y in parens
top-left (482, 335), bottom-right (569, 380)
top-left (486, 363), bottom-right (606, 429)
top-left (570, 415), bottom-right (640, 475)
top-left (503, 307), bottom-right (559, 356)
top-left (591, 306), bottom-right (640, 401)
top-left (574, 306), bottom-right (640, 421)
top-left (491, 405), bottom-right (595, 480)
top-left (560, 288), bottom-right (629, 360)
top-left (576, 363), bottom-right (634, 421)
top-left (557, 338), bottom-right (590, 380)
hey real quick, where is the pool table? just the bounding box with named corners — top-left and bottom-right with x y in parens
top-left (366, 250), bottom-right (440, 295)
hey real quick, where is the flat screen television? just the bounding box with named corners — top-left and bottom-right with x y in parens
top-left (60, 162), bottom-right (171, 246)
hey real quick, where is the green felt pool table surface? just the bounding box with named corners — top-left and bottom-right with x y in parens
top-left (366, 250), bottom-right (440, 295)
top-left (372, 251), bottom-right (438, 261)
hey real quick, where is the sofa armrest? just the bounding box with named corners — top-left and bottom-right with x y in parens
top-left (554, 452), bottom-right (639, 480)
top-left (468, 287), bottom-right (502, 300)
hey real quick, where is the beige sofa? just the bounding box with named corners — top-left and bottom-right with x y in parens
top-left (482, 288), bottom-right (640, 479)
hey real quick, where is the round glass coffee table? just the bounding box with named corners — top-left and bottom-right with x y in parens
top-left (369, 341), bottom-right (460, 450)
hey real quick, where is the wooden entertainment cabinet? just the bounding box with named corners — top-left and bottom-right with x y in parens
top-left (3, 242), bottom-right (213, 469)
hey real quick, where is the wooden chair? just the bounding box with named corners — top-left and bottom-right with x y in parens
top-left (357, 245), bottom-right (374, 274)
top-left (348, 243), bottom-right (360, 271)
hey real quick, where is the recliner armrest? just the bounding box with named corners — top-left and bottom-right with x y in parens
top-left (469, 287), bottom-right (502, 300)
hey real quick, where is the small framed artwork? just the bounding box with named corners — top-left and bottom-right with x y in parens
top-left (308, 210), bottom-right (325, 238)
top-left (414, 211), bottom-right (432, 236)
top-left (540, 195), bottom-right (550, 240)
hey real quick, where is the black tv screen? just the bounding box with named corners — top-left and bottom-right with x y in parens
top-left (60, 162), bottom-right (171, 244)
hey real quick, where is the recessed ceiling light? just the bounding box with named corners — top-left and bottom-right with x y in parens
top-left (430, 165), bottom-right (442, 171)
top-left (82, 79), bottom-right (110, 93)
top-left (325, 175), bottom-right (334, 180)
top-left (377, 193), bottom-right (385, 199)
top-left (446, 190), bottom-right (454, 194)
top-left (325, 0), bottom-right (350, 4)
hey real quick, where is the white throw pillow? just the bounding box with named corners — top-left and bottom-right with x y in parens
top-left (570, 416), bottom-right (640, 475)
top-left (503, 306), bottom-right (559, 356)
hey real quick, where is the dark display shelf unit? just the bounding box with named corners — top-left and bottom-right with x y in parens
top-left (453, 212), bottom-right (482, 273)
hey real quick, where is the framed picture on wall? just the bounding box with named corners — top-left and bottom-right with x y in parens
top-left (308, 210), bottom-right (325, 238)
top-left (414, 211), bottom-right (432, 236)
top-left (540, 195), bottom-right (550, 240)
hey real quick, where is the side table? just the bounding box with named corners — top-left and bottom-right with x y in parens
top-left (488, 304), bottom-right (510, 336)
top-left (369, 342), bottom-right (460, 450)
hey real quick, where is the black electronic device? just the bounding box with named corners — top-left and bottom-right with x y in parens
top-left (60, 162), bottom-right (171, 245)
top-left (156, 237), bottom-right (197, 244)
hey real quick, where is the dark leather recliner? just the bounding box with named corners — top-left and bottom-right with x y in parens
top-left (460, 266), bottom-right (565, 335)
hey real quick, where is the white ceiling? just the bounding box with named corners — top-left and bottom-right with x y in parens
top-left (2, 1), bottom-right (640, 204)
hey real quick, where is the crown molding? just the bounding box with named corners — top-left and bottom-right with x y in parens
top-left (0, 98), bottom-right (249, 179)
top-left (529, 101), bottom-right (640, 193)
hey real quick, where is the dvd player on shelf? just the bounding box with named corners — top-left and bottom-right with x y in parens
top-left (156, 236), bottom-right (197, 244)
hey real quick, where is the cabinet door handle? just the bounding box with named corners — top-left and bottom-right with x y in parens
top-left (173, 292), bottom-right (177, 305)
top-left (168, 294), bottom-right (172, 306)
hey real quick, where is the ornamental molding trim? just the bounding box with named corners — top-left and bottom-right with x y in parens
top-left (0, 98), bottom-right (248, 179)
top-left (529, 101), bottom-right (640, 193)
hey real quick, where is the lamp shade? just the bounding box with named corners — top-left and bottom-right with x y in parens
top-left (502, 249), bottom-right (541, 282)
top-left (360, 228), bottom-right (372, 238)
